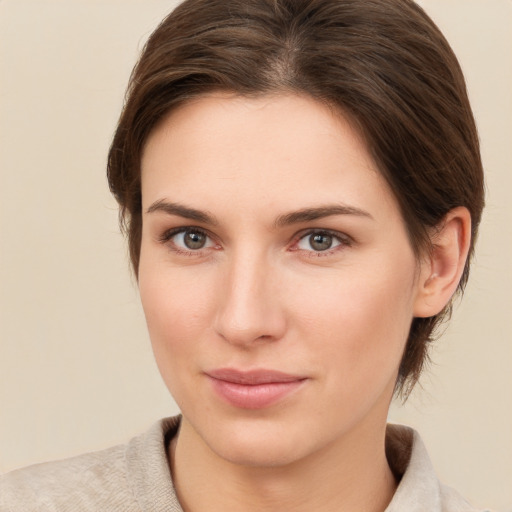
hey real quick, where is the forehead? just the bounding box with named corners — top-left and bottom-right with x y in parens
top-left (140, 93), bottom-right (399, 223)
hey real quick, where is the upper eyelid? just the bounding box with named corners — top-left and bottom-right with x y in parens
top-left (158, 226), bottom-right (218, 256)
top-left (159, 225), bottom-right (213, 242)
top-left (293, 227), bottom-right (353, 243)
top-left (157, 226), bottom-right (352, 251)
top-left (290, 229), bottom-right (353, 258)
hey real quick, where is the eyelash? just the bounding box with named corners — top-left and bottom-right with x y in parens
top-left (291, 229), bottom-right (353, 257)
top-left (158, 226), bottom-right (218, 257)
top-left (158, 226), bottom-right (353, 257)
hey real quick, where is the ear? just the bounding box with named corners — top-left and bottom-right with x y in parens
top-left (413, 207), bottom-right (472, 318)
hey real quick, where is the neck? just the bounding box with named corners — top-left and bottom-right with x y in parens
top-left (169, 416), bottom-right (397, 512)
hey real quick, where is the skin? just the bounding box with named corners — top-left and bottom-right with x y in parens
top-left (138, 93), bottom-right (470, 512)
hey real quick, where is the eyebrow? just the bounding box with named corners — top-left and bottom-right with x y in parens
top-left (146, 200), bottom-right (373, 227)
top-left (274, 204), bottom-right (373, 227)
top-left (146, 200), bottom-right (218, 225)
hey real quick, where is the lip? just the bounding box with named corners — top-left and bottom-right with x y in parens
top-left (205, 368), bottom-right (307, 409)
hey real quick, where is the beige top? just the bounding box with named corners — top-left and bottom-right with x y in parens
top-left (0, 416), bottom-right (487, 511)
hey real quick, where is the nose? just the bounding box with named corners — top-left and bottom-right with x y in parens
top-left (214, 250), bottom-right (287, 347)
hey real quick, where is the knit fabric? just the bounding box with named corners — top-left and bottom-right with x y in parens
top-left (0, 416), bottom-right (486, 511)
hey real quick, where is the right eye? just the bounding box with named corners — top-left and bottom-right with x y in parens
top-left (160, 227), bottom-right (217, 254)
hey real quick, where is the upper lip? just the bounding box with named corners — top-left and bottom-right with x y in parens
top-left (206, 368), bottom-right (306, 385)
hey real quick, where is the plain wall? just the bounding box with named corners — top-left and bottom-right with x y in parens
top-left (0, 1), bottom-right (511, 510)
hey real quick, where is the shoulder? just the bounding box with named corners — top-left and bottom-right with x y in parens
top-left (385, 424), bottom-right (491, 512)
top-left (0, 416), bottom-right (182, 512)
top-left (438, 484), bottom-right (495, 512)
top-left (0, 443), bottom-right (136, 512)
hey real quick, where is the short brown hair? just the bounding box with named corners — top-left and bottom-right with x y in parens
top-left (107, 0), bottom-right (484, 396)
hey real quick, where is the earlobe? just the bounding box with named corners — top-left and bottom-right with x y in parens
top-left (413, 207), bottom-right (472, 318)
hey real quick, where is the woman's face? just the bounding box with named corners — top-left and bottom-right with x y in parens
top-left (139, 94), bottom-right (426, 467)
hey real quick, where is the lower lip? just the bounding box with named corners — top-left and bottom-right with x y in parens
top-left (208, 377), bottom-right (305, 409)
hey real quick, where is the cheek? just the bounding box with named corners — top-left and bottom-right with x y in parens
top-left (138, 263), bottom-right (217, 373)
top-left (289, 257), bottom-right (416, 379)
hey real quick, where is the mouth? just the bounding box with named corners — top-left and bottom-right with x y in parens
top-left (205, 368), bottom-right (307, 409)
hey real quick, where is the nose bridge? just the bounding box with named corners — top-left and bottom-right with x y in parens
top-left (214, 245), bottom-right (285, 346)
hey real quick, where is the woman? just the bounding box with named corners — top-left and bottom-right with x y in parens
top-left (0, 0), bottom-right (491, 510)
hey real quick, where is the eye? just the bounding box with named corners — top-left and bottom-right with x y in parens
top-left (160, 227), bottom-right (217, 253)
top-left (294, 230), bottom-right (351, 254)
top-left (179, 229), bottom-right (209, 250)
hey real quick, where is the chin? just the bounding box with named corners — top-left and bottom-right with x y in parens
top-left (211, 429), bottom-right (307, 468)
top-left (192, 411), bottom-right (314, 468)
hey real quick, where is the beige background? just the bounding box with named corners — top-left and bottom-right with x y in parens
top-left (1, 0), bottom-right (511, 510)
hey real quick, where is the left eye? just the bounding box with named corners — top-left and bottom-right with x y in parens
top-left (296, 232), bottom-right (343, 252)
